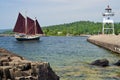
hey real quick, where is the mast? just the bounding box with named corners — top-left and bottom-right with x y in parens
top-left (25, 11), bottom-right (27, 34)
top-left (34, 17), bottom-right (37, 34)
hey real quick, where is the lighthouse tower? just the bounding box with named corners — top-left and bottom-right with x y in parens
top-left (102, 5), bottom-right (115, 34)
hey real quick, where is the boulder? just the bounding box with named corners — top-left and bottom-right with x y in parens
top-left (2, 67), bottom-right (11, 79)
top-left (114, 60), bottom-right (120, 66)
top-left (31, 65), bottom-right (38, 76)
top-left (91, 59), bottom-right (109, 67)
top-left (0, 68), bottom-right (3, 79)
top-left (38, 63), bottom-right (59, 80)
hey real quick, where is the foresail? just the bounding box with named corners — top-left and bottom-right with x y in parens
top-left (13, 13), bottom-right (25, 33)
top-left (36, 20), bottom-right (43, 34)
top-left (27, 17), bottom-right (35, 35)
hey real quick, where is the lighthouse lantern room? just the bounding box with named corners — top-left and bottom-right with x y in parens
top-left (102, 5), bottom-right (115, 34)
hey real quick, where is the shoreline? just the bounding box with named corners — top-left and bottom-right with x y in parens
top-left (87, 34), bottom-right (120, 54)
top-left (0, 33), bottom-right (91, 37)
top-left (0, 34), bottom-right (14, 37)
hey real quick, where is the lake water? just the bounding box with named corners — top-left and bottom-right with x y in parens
top-left (0, 36), bottom-right (120, 80)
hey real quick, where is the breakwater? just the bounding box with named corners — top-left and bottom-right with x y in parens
top-left (87, 35), bottom-right (120, 54)
top-left (0, 48), bottom-right (59, 80)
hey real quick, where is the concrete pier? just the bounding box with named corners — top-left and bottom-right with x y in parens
top-left (87, 35), bottom-right (120, 54)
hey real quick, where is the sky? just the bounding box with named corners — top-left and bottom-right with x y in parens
top-left (0, 0), bottom-right (120, 29)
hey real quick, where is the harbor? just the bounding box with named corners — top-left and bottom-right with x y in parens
top-left (0, 0), bottom-right (120, 80)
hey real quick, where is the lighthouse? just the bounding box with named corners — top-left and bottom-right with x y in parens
top-left (102, 5), bottom-right (115, 34)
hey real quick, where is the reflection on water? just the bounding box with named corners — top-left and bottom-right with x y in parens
top-left (0, 36), bottom-right (120, 80)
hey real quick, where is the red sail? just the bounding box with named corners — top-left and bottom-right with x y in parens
top-left (13, 13), bottom-right (25, 33)
top-left (27, 17), bottom-right (35, 35)
top-left (36, 20), bottom-right (43, 34)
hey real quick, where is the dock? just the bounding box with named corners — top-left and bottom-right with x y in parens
top-left (87, 35), bottom-right (120, 54)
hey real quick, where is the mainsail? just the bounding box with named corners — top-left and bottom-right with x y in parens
top-left (27, 17), bottom-right (35, 35)
top-left (13, 13), bottom-right (43, 35)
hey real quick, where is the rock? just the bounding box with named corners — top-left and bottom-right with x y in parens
top-left (2, 62), bottom-right (9, 66)
top-left (29, 76), bottom-right (37, 80)
top-left (15, 77), bottom-right (26, 80)
top-left (0, 61), bottom-right (2, 66)
top-left (2, 67), bottom-right (11, 79)
top-left (17, 63), bottom-right (31, 71)
top-left (0, 68), bottom-right (3, 79)
top-left (38, 62), bottom-right (59, 80)
top-left (91, 59), bottom-right (109, 67)
top-left (31, 65), bottom-right (38, 76)
top-left (0, 48), bottom-right (59, 80)
top-left (15, 76), bottom-right (37, 80)
top-left (114, 60), bottom-right (120, 66)
top-left (9, 68), bottom-right (15, 80)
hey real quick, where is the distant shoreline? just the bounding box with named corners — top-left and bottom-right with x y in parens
top-left (0, 34), bottom-right (14, 37)
top-left (0, 33), bottom-right (91, 37)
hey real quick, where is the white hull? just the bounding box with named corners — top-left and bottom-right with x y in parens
top-left (14, 34), bottom-right (40, 41)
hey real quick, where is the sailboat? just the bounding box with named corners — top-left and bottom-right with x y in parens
top-left (13, 13), bottom-right (43, 41)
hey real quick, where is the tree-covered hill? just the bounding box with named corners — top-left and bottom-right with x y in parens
top-left (42, 21), bottom-right (120, 36)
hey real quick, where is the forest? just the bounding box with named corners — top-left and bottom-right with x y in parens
top-left (2, 21), bottom-right (120, 36)
top-left (42, 21), bottom-right (120, 36)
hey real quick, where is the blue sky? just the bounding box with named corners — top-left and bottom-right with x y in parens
top-left (0, 0), bottom-right (120, 29)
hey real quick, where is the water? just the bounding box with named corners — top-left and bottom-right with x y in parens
top-left (0, 36), bottom-right (120, 80)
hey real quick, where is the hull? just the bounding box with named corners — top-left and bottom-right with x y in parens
top-left (16, 37), bottom-right (40, 41)
top-left (14, 34), bottom-right (40, 41)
